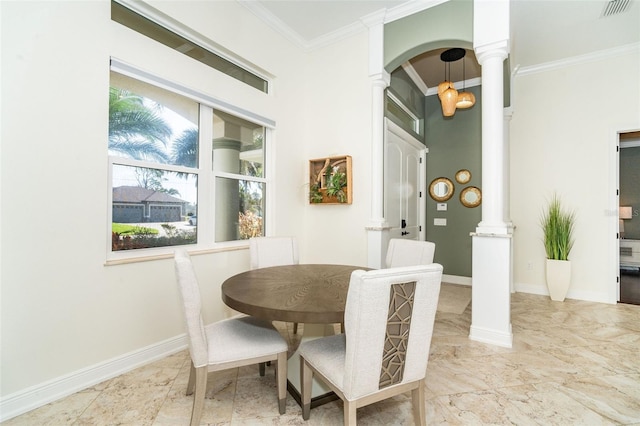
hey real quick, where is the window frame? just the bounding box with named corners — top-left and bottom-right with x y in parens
top-left (112, 0), bottom-right (273, 94)
top-left (107, 59), bottom-right (275, 264)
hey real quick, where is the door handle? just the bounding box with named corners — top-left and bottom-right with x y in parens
top-left (401, 231), bottom-right (410, 236)
top-left (401, 219), bottom-right (407, 229)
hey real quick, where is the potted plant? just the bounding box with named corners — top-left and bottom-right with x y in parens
top-left (325, 169), bottom-right (347, 203)
top-left (309, 183), bottom-right (323, 203)
top-left (540, 194), bottom-right (576, 301)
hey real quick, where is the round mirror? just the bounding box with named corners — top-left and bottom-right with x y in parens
top-left (460, 186), bottom-right (482, 208)
top-left (429, 177), bottom-right (454, 202)
top-left (455, 169), bottom-right (471, 184)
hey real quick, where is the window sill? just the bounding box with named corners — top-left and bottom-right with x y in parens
top-left (104, 243), bottom-right (248, 266)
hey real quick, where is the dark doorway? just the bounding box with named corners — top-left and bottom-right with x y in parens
top-left (620, 268), bottom-right (640, 305)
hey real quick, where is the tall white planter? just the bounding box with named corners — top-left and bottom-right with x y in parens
top-left (546, 259), bottom-right (571, 301)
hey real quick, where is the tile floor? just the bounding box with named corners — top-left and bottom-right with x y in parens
top-left (3, 285), bottom-right (640, 425)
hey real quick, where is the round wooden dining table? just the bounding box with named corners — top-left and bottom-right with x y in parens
top-left (221, 263), bottom-right (369, 407)
top-left (221, 264), bottom-right (368, 325)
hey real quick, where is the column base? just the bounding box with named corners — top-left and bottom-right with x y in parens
top-left (469, 324), bottom-right (513, 348)
top-left (471, 233), bottom-right (513, 348)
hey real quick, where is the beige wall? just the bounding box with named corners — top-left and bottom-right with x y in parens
top-left (510, 48), bottom-right (640, 302)
top-left (0, 0), bottom-right (373, 402)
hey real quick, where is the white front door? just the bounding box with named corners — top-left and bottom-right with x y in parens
top-left (384, 118), bottom-right (427, 241)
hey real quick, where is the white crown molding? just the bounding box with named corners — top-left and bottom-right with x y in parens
top-left (516, 42), bottom-right (640, 77)
top-left (0, 335), bottom-right (187, 422)
top-left (307, 21), bottom-right (369, 51)
top-left (384, 0), bottom-right (450, 25)
top-left (402, 62), bottom-right (429, 95)
top-left (240, 0), bottom-right (448, 52)
top-left (237, 0), bottom-right (308, 50)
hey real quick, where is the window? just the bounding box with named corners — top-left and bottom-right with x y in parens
top-left (385, 91), bottom-right (422, 136)
top-left (109, 66), bottom-right (271, 256)
top-left (109, 71), bottom-right (199, 252)
top-left (212, 111), bottom-right (266, 242)
top-left (111, 0), bottom-right (269, 93)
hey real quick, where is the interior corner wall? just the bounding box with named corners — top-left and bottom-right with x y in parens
top-left (296, 30), bottom-right (373, 267)
top-left (510, 48), bottom-right (640, 302)
top-left (425, 86), bottom-right (482, 277)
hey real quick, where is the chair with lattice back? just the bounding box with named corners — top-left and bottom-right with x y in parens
top-left (299, 263), bottom-right (443, 425)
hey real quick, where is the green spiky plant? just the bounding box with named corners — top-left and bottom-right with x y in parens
top-left (326, 171), bottom-right (347, 203)
top-left (309, 183), bottom-right (324, 203)
top-left (541, 194), bottom-right (576, 260)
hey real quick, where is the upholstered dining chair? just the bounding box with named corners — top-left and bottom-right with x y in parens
top-left (249, 236), bottom-right (300, 333)
top-left (174, 249), bottom-right (288, 426)
top-left (299, 264), bottom-right (443, 425)
top-left (385, 238), bottom-right (436, 268)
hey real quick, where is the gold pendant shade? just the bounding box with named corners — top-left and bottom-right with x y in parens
top-left (440, 84), bottom-right (458, 117)
top-left (437, 80), bottom-right (453, 99)
top-left (438, 48), bottom-right (475, 116)
top-left (456, 91), bottom-right (476, 109)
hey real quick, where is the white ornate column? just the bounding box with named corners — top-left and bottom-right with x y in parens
top-left (504, 107), bottom-right (515, 293)
top-left (470, 0), bottom-right (513, 348)
top-left (475, 43), bottom-right (509, 235)
top-left (365, 18), bottom-right (391, 268)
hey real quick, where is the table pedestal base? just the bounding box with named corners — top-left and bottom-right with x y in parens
top-left (286, 323), bottom-right (338, 407)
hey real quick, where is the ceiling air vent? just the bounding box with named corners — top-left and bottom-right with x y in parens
top-left (601, 0), bottom-right (630, 17)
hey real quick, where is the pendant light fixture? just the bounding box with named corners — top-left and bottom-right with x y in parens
top-left (456, 55), bottom-right (476, 109)
top-left (438, 48), bottom-right (465, 117)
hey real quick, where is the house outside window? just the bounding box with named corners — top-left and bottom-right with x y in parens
top-left (108, 67), bottom-right (269, 256)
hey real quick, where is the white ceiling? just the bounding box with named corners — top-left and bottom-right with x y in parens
top-left (240, 0), bottom-right (639, 90)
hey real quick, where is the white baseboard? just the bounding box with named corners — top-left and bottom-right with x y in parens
top-left (0, 334), bottom-right (187, 422)
top-left (514, 281), bottom-right (548, 296)
top-left (514, 281), bottom-right (613, 304)
top-left (442, 274), bottom-right (471, 286)
top-left (469, 324), bottom-right (513, 348)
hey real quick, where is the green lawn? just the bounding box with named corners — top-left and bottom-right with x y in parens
top-left (112, 223), bottom-right (159, 235)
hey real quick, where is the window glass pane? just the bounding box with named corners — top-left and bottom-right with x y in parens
top-left (215, 177), bottom-right (264, 242)
top-left (385, 95), bottom-right (420, 136)
top-left (212, 111), bottom-right (264, 178)
top-left (111, 1), bottom-right (268, 93)
top-left (109, 71), bottom-right (199, 167)
top-left (112, 164), bottom-right (198, 250)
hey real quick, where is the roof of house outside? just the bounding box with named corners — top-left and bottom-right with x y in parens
top-left (113, 186), bottom-right (186, 204)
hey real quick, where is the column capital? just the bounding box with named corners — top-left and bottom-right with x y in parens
top-left (212, 138), bottom-right (241, 151)
top-left (474, 40), bottom-right (509, 64)
top-left (370, 71), bottom-right (390, 87)
top-left (504, 106), bottom-right (514, 120)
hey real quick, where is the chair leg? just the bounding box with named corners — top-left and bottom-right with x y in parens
top-left (190, 366), bottom-right (207, 426)
top-left (186, 361), bottom-right (196, 396)
top-left (301, 357), bottom-right (312, 420)
top-left (411, 381), bottom-right (426, 426)
top-left (259, 362), bottom-right (266, 376)
top-left (276, 351), bottom-right (287, 414)
top-left (293, 322), bottom-right (299, 334)
top-left (343, 399), bottom-right (357, 426)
